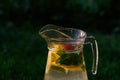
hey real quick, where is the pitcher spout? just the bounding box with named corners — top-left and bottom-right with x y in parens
top-left (39, 24), bottom-right (74, 41)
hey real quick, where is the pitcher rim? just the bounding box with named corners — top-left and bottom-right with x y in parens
top-left (39, 27), bottom-right (87, 41)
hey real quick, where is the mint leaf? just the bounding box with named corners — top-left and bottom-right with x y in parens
top-left (57, 50), bottom-right (65, 56)
top-left (57, 52), bottom-right (83, 66)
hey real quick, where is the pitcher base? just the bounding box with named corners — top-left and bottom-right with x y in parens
top-left (44, 68), bottom-right (88, 80)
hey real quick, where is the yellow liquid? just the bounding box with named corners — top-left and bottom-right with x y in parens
top-left (44, 43), bottom-right (88, 80)
top-left (51, 51), bottom-right (85, 73)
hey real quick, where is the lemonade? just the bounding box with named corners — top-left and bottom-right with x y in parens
top-left (48, 43), bottom-right (86, 73)
top-left (44, 43), bottom-right (88, 80)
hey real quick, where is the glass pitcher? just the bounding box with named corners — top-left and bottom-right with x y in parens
top-left (39, 24), bottom-right (98, 80)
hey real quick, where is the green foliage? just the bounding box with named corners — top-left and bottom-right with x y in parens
top-left (0, 24), bottom-right (47, 80)
top-left (84, 33), bottom-right (120, 80)
top-left (0, 0), bottom-right (120, 32)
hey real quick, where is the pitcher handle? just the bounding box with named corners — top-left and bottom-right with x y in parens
top-left (85, 36), bottom-right (99, 75)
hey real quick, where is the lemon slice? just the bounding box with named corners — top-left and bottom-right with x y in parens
top-left (51, 62), bottom-right (68, 73)
top-left (54, 44), bottom-right (63, 51)
top-left (51, 52), bottom-right (60, 62)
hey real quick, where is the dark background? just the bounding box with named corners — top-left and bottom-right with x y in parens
top-left (0, 0), bottom-right (120, 80)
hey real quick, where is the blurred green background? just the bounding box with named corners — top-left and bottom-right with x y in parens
top-left (0, 0), bottom-right (120, 80)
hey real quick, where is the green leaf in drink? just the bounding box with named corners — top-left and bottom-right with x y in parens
top-left (57, 50), bottom-right (66, 56)
top-left (57, 50), bottom-right (83, 66)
